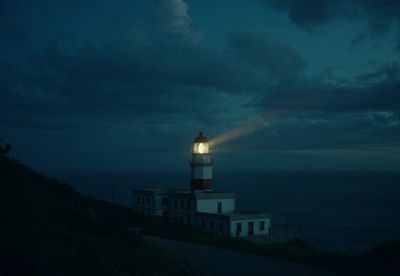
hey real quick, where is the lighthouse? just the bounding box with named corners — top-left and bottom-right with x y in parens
top-left (133, 131), bottom-right (271, 238)
top-left (190, 131), bottom-right (213, 192)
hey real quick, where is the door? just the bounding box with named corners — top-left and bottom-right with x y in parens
top-left (248, 221), bottom-right (254, 236)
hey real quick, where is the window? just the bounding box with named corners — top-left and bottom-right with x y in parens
top-left (219, 222), bottom-right (224, 233)
top-left (201, 219), bottom-right (205, 228)
top-left (180, 200), bottom-right (184, 210)
top-left (174, 199), bottom-right (177, 209)
top-left (146, 197), bottom-right (150, 205)
top-left (136, 196), bottom-right (140, 204)
top-left (236, 223), bottom-right (242, 235)
top-left (187, 201), bottom-right (191, 211)
top-left (248, 222), bottom-right (254, 235)
top-left (162, 197), bottom-right (168, 206)
top-left (141, 196), bottom-right (145, 204)
top-left (187, 216), bottom-right (191, 225)
top-left (217, 202), bottom-right (222, 213)
top-left (210, 221), bottom-right (214, 231)
top-left (260, 221), bottom-right (265, 231)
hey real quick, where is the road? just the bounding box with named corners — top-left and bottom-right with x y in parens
top-left (144, 235), bottom-right (338, 276)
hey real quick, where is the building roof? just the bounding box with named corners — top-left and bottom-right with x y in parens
top-left (133, 188), bottom-right (184, 195)
top-left (193, 131), bottom-right (208, 143)
top-left (169, 190), bottom-right (236, 199)
top-left (196, 211), bottom-right (270, 221)
top-left (134, 188), bottom-right (235, 199)
top-left (196, 192), bottom-right (236, 199)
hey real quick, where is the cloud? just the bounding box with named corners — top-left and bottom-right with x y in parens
top-left (228, 30), bottom-right (307, 83)
top-left (262, 0), bottom-right (400, 49)
top-left (147, 0), bottom-right (202, 43)
top-left (0, 0), bottom-right (233, 130)
top-left (262, 0), bottom-right (340, 30)
top-left (1, 18), bottom-right (310, 129)
top-left (208, 61), bottom-right (400, 152)
top-left (234, 63), bottom-right (400, 150)
top-left (262, 0), bottom-right (400, 30)
top-left (258, 62), bottom-right (400, 115)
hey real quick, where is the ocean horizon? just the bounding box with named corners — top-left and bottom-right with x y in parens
top-left (46, 170), bottom-right (400, 253)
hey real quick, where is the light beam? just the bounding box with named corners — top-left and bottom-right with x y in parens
top-left (209, 112), bottom-right (284, 148)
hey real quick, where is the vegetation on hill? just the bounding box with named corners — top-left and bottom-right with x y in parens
top-left (0, 157), bottom-right (188, 276)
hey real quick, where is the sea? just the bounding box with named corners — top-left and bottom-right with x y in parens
top-left (47, 170), bottom-right (400, 253)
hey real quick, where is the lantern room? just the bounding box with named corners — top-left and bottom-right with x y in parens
top-left (193, 132), bottom-right (210, 154)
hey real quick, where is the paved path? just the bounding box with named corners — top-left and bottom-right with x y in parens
top-left (144, 235), bottom-right (338, 276)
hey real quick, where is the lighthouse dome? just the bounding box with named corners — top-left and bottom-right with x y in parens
top-left (194, 131), bottom-right (208, 143)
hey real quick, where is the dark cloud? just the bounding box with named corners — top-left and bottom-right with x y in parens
top-left (258, 63), bottom-right (400, 115)
top-left (228, 30), bottom-right (307, 83)
top-left (262, 0), bottom-right (400, 31)
top-left (262, 0), bottom-right (400, 49)
top-left (240, 63), bottom-right (400, 150)
top-left (1, 1), bottom-right (309, 131)
top-left (33, 43), bottom-right (241, 92)
top-left (0, 0), bottom-right (239, 130)
top-left (262, 0), bottom-right (340, 30)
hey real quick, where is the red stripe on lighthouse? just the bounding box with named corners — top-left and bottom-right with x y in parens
top-left (191, 179), bottom-right (212, 190)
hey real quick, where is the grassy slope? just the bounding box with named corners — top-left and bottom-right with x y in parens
top-left (0, 157), bottom-right (188, 276)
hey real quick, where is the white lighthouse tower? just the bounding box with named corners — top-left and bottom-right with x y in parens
top-left (190, 131), bottom-right (213, 192)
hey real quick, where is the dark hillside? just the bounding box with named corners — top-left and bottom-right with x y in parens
top-left (0, 157), bottom-right (188, 276)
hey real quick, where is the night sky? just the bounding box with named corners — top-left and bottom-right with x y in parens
top-left (1, 0), bottom-right (399, 172)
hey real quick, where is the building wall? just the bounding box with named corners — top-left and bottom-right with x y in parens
top-left (191, 166), bottom-right (212, 179)
top-left (191, 154), bottom-right (212, 179)
top-left (168, 196), bottom-right (196, 219)
top-left (229, 218), bottom-right (271, 237)
top-left (196, 198), bottom-right (235, 214)
top-left (191, 154), bottom-right (212, 164)
top-left (191, 216), bottom-right (229, 237)
top-left (133, 192), bottom-right (168, 216)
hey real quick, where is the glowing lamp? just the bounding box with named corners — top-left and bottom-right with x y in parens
top-left (194, 142), bottom-right (209, 154)
top-left (193, 132), bottom-right (209, 154)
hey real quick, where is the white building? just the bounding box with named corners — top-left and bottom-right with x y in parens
top-left (133, 132), bottom-right (271, 238)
